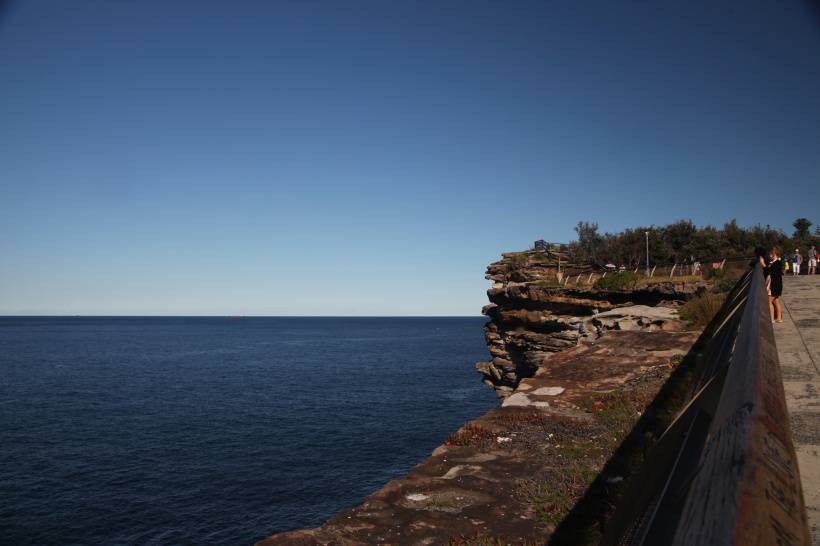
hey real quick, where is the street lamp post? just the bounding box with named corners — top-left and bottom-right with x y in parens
top-left (645, 231), bottom-right (650, 276)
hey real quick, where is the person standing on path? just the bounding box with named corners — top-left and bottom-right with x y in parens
top-left (808, 245), bottom-right (817, 275)
top-left (767, 247), bottom-right (784, 323)
top-left (792, 249), bottom-right (802, 276)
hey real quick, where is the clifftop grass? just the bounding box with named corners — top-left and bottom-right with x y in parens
top-left (593, 272), bottom-right (641, 291)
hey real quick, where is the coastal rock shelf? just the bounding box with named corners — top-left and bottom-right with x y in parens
top-left (256, 248), bottom-right (711, 545)
top-left (476, 250), bottom-right (707, 397)
top-left (256, 331), bottom-right (698, 546)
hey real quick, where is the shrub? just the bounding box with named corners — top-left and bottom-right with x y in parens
top-left (491, 411), bottom-right (549, 427)
top-left (713, 275), bottom-right (740, 294)
top-left (637, 275), bottom-right (701, 286)
top-left (533, 278), bottom-right (560, 287)
top-left (594, 271), bottom-right (641, 291)
top-left (703, 266), bottom-right (724, 281)
top-left (445, 423), bottom-right (495, 446)
top-left (679, 292), bottom-right (726, 328)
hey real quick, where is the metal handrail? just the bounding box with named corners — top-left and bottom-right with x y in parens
top-left (600, 263), bottom-right (810, 546)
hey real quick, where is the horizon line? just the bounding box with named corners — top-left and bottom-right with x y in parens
top-left (0, 314), bottom-right (486, 318)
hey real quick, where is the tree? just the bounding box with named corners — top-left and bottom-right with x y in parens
top-left (568, 218), bottom-right (793, 267)
top-left (662, 220), bottom-right (697, 262)
top-left (793, 218), bottom-right (813, 239)
top-left (689, 226), bottom-right (723, 261)
top-left (722, 219), bottom-right (750, 255)
top-left (571, 221), bottom-right (604, 263)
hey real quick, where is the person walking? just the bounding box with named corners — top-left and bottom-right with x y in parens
top-left (768, 247), bottom-right (784, 323)
top-left (792, 249), bottom-right (802, 276)
top-left (809, 245), bottom-right (817, 275)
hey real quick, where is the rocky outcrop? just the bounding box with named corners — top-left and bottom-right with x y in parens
top-left (476, 250), bottom-right (709, 397)
top-left (257, 330), bottom-right (699, 546)
top-left (255, 246), bottom-right (713, 546)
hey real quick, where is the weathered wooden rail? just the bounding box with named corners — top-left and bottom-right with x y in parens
top-left (601, 263), bottom-right (811, 546)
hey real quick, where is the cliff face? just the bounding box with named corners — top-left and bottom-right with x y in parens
top-left (476, 249), bottom-right (708, 397)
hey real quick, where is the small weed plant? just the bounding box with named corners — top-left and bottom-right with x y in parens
top-left (445, 423), bottom-right (495, 447)
top-left (448, 534), bottom-right (539, 546)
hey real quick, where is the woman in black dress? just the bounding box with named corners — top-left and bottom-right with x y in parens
top-left (767, 246), bottom-right (784, 323)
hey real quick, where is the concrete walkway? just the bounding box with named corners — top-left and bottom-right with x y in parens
top-left (776, 274), bottom-right (820, 545)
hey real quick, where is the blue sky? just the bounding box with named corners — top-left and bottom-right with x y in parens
top-left (1, 1), bottom-right (819, 315)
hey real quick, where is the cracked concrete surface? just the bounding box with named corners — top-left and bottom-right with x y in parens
top-left (776, 274), bottom-right (820, 545)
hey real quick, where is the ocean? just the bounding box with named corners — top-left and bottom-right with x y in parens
top-left (0, 316), bottom-right (496, 545)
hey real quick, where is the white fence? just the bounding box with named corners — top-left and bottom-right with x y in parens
top-left (557, 261), bottom-right (720, 287)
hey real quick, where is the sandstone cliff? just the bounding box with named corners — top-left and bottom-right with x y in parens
top-left (476, 249), bottom-right (709, 397)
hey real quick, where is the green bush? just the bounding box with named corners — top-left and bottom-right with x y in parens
top-left (679, 292), bottom-right (726, 328)
top-left (533, 278), bottom-right (560, 287)
top-left (703, 267), bottom-right (725, 281)
top-left (593, 271), bottom-right (641, 291)
top-left (713, 275), bottom-right (739, 294)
